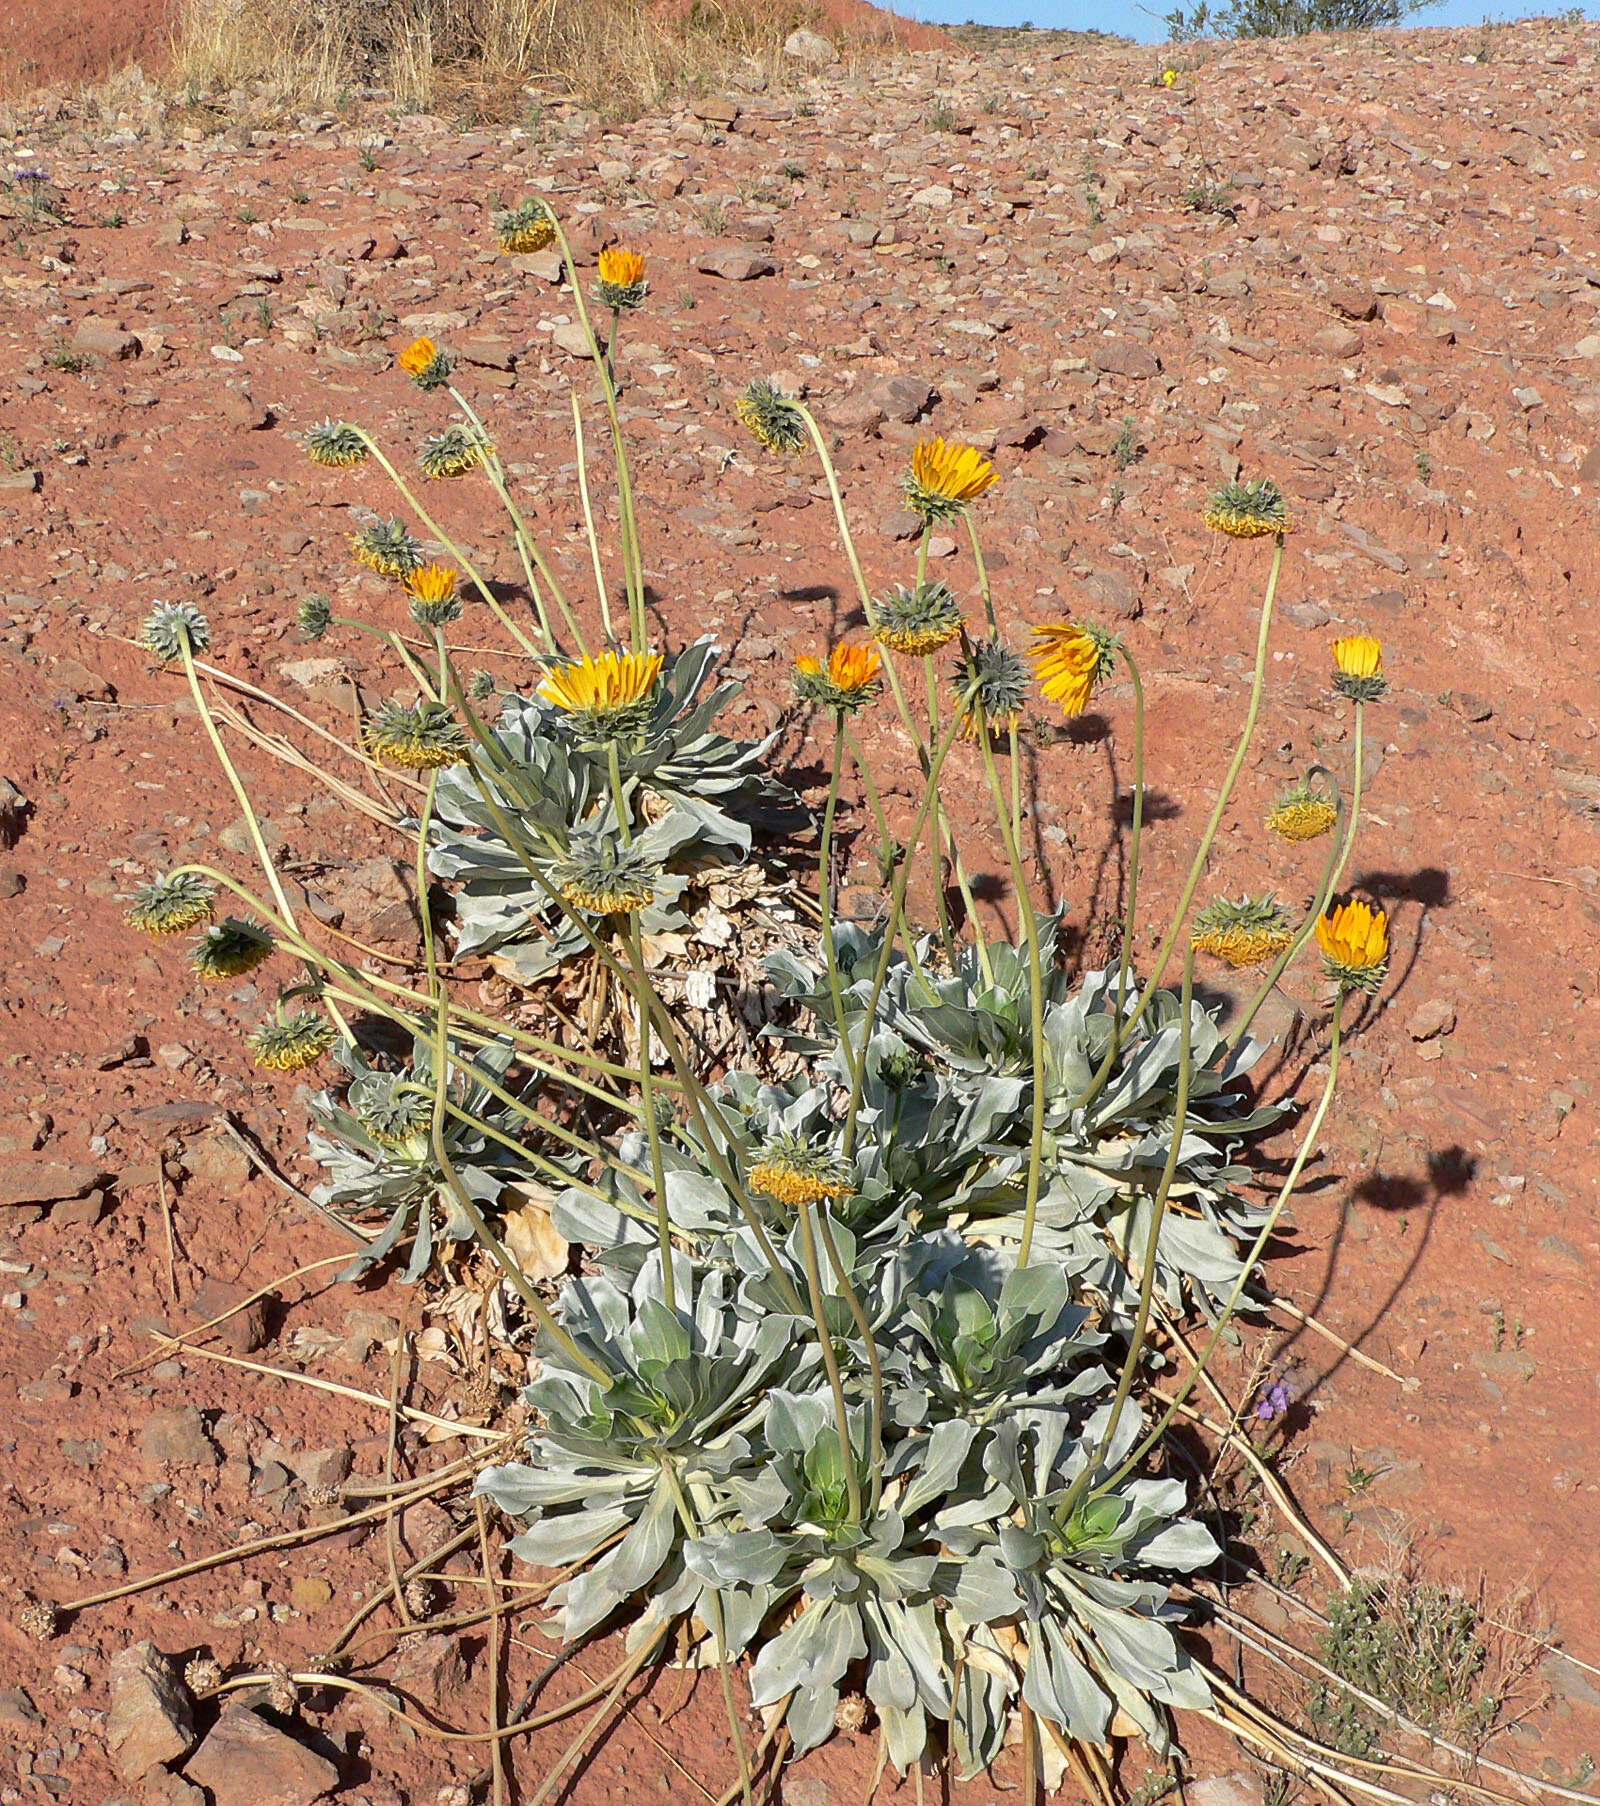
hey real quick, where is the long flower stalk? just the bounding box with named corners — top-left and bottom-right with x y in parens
top-left (1096, 989), bottom-right (1346, 1498)
top-left (1059, 949), bottom-right (1197, 1519)
top-left (974, 722), bottom-right (1048, 1267)
top-left (1076, 533), bottom-right (1285, 1115)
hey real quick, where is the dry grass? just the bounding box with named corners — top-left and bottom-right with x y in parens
top-left (174, 0), bottom-right (854, 119)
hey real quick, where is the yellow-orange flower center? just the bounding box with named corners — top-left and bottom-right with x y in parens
top-left (910, 437), bottom-right (998, 505)
top-left (598, 247), bottom-right (647, 288)
top-left (398, 336), bottom-right (439, 376)
top-left (1315, 899), bottom-right (1389, 970)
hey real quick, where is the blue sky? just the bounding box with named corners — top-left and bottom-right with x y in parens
top-left (893, 0), bottom-right (1598, 40)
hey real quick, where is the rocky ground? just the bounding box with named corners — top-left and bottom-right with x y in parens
top-left (1, 15), bottom-right (1600, 1805)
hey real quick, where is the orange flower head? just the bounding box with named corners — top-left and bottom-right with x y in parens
top-left (795, 640), bottom-right (882, 711)
top-left (1315, 898), bottom-right (1390, 994)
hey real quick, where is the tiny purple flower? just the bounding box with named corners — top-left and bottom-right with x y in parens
top-left (1253, 1377), bottom-right (1295, 1423)
top-left (14, 166), bottom-right (49, 185)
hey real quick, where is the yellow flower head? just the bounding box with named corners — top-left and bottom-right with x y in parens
top-left (1316, 898), bottom-right (1389, 993)
top-left (1191, 896), bottom-right (1296, 969)
top-left (1202, 478), bottom-right (1291, 539)
top-left (405, 563), bottom-right (462, 627)
top-left (1332, 634), bottom-right (1386, 702)
top-left (905, 437), bottom-right (999, 523)
top-left (737, 380), bottom-right (807, 455)
top-left (795, 640), bottom-right (883, 712)
top-left (1267, 776), bottom-right (1339, 843)
top-left (870, 581), bottom-right (965, 656)
top-left (1030, 621), bottom-right (1118, 718)
top-left (597, 246), bottom-right (649, 309)
top-left (494, 197), bottom-right (557, 256)
top-left (599, 247), bottom-right (647, 288)
top-left (539, 649), bottom-right (664, 734)
top-left (1161, 67), bottom-right (1177, 86)
top-left (364, 699), bottom-right (469, 770)
top-left (250, 1009), bottom-right (338, 1073)
top-left (748, 1135), bottom-right (856, 1210)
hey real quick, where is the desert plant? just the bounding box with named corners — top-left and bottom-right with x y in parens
top-left (113, 191), bottom-right (1400, 1801)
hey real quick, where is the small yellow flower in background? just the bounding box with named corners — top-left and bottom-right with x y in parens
top-left (353, 519), bottom-right (425, 579)
top-left (1192, 896), bottom-right (1296, 969)
top-left (1267, 775), bottom-right (1339, 843)
top-left (904, 437), bottom-right (999, 524)
top-left (494, 197), bottom-right (557, 256)
top-left (1332, 634), bottom-right (1387, 702)
top-left (738, 379), bottom-right (808, 455)
top-left (1202, 477), bottom-right (1291, 539)
top-left (250, 1009), bottom-right (338, 1073)
top-left (597, 247), bottom-right (649, 310)
top-left (748, 1134), bottom-right (856, 1209)
top-left (795, 640), bottom-right (883, 712)
top-left (1161, 67), bottom-right (1177, 86)
top-left (419, 424), bottom-right (491, 481)
top-left (1316, 898), bottom-right (1389, 994)
top-left (364, 699), bottom-right (470, 770)
top-left (1030, 621), bottom-right (1118, 718)
top-left (405, 563), bottom-right (462, 628)
top-left (954, 637), bottom-right (1030, 740)
top-left (870, 581), bottom-right (965, 656)
top-left (539, 649), bottom-right (664, 733)
top-left (126, 872), bottom-right (214, 937)
top-left (397, 336), bottom-right (453, 391)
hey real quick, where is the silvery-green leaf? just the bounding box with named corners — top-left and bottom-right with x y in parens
top-left (749, 1598), bottom-right (864, 1706)
top-left (952, 1555), bottom-right (1025, 1625)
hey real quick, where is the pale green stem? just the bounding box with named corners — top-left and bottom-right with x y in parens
top-left (1059, 950), bottom-right (1196, 1519)
top-left (446, 384), bottom-right (563, 655)
top-left (356, 432), bottom-right (545, 664)
top-left (795, 401), bottom-right (873, 616)
top-left (1108, 651), bottom-right (1147, 1046)
top-left (447, 686), bottom-right (802, 1310)
top-left (571, 392), bottom-right (615, 645)
top-left (411, 762), bottom-right (606, 1381)
top-left (796, 1197), bottom-right (863, 1528)
top-left (625, 917), bottom-right (675, 1315)
top-left (818, 721), bottom-right (861, 1090)
top-left (813, 1207), bottom-right (886, 1516)
top-left (1096, 989), bottom-right (1346, 1498)
top-left (975, 723), bottom-right (1048, 1268)
top-left (841, 711), bottom-right (967, 1166)
top-left (450, 384), bottom-right (587, 657)
top-left (546, 216), bottom-right (645, 649)
top-left (1229, 759), bottom-right (1350, 1054)
top-left (1076, 533), bottom-right (1284, 1116)
top-left (964, 510), bottom-right (997, 634)
top-left (1327, 702), bottom-right (1367, 898)
top-left (178, 640), bottom-right (296, 930)
top-left (842, 722), bottom-right (894, 879)
top-left (171, 862), bottom-right (645, 1102)
top-left (427, 998), bottom-right (610, 1384)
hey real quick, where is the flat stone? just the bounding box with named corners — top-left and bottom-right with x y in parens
top-left (694, 248), bottom-right (776, 282)
top-left (72, 320), bottom-right (141, 360)
top-left (1190, 1775), bottom-right (1264, 1806)
top-left (141, 1406), bottom-right (220, 1468)
top-left (106, 1642), bottom-right (197, 1781)
top-left (184, 1705), bottom-right (339, 1806)
top-left (1091, 340), bottom-right (1162, 379)
top-left (1406, 998), bottom-right (1456, 1042)
top-left (0, 1159), bottom-right (103, 1206)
